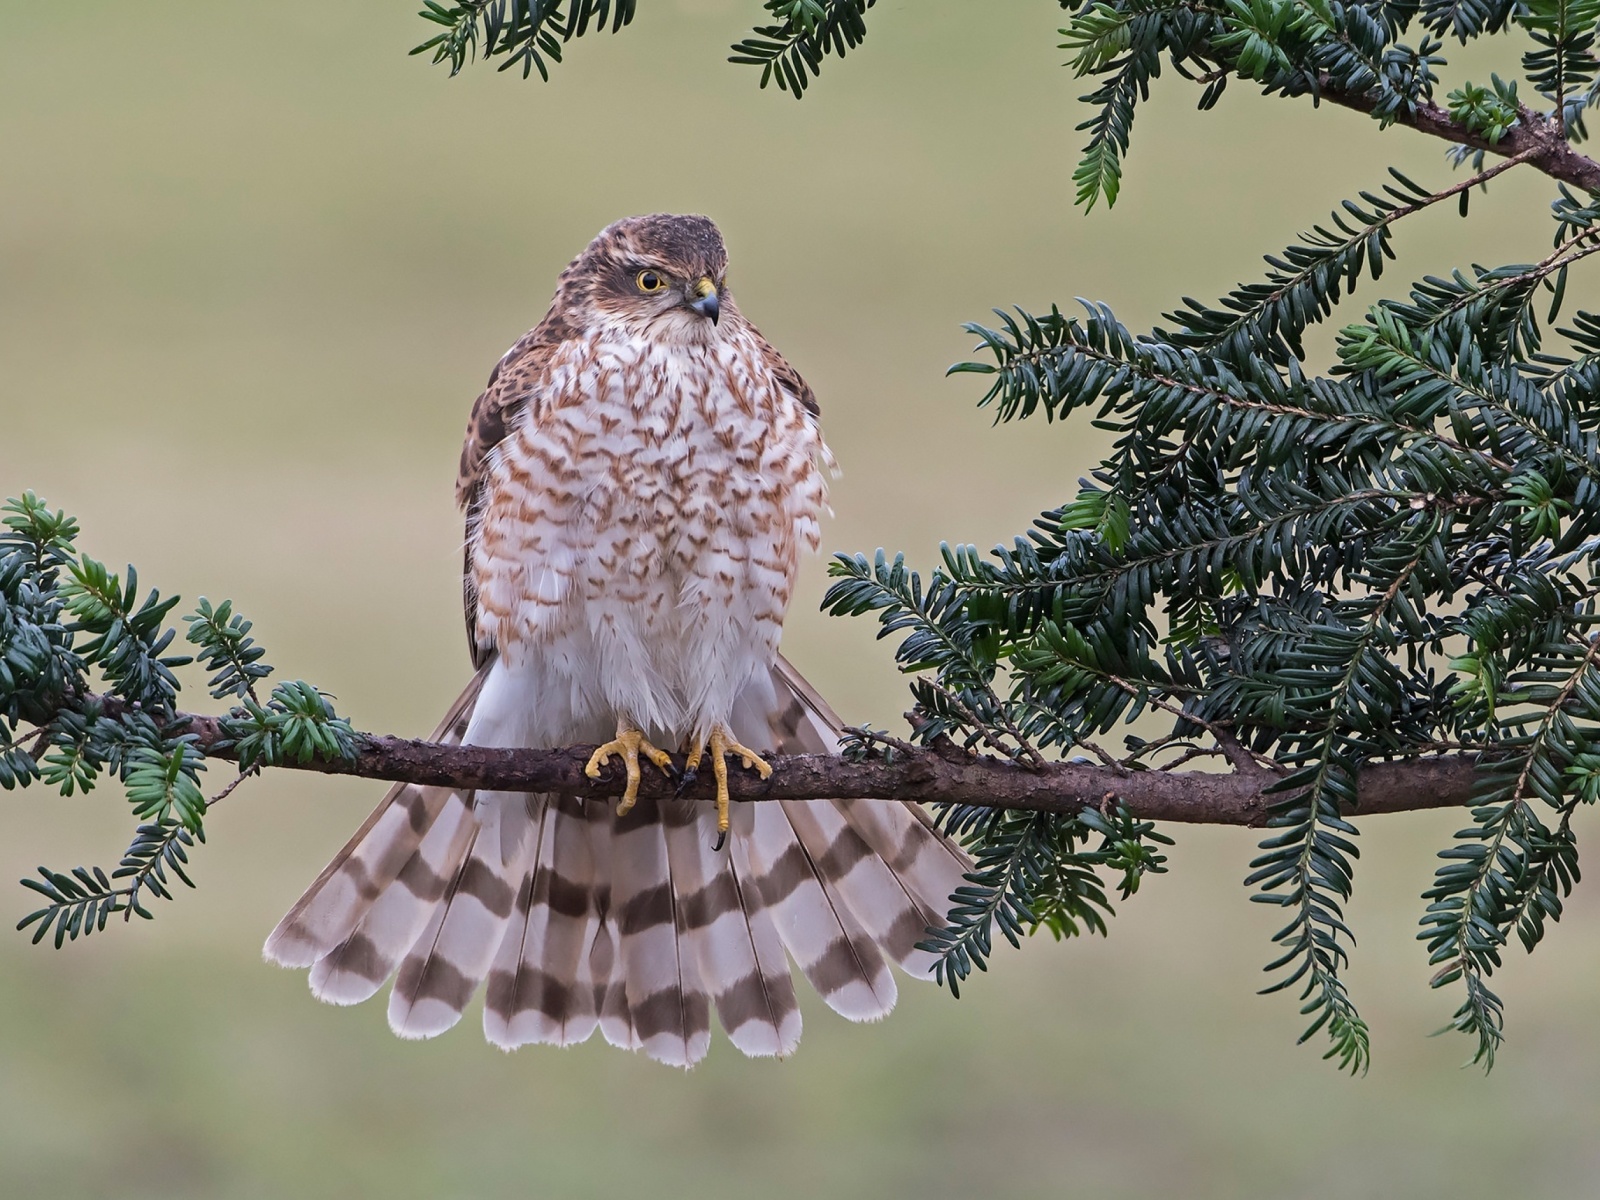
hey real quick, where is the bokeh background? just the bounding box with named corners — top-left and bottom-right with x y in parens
top-left (5, 3), bottom-right (1600, 1197)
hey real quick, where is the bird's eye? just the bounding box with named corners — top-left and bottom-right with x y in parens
top-left (636, 270), bottom-right (665, 293)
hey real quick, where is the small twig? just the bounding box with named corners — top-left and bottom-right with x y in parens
top-left (1216, 728), bottom-right (1272, 778)
top-left (1153, 744), bottom-right (1224, 771)
top-left (206, 766), bottom-right (257, 808)
top-left (1072, 737), bottom-right (1130, 776)
top-left (1103, 678), bottom-right (1284, 775)
top-left (1315, 82), bottom-right (1600, 192)
top-left (982, 699), bottom-right (1050, 771)
top-left (25, 724), bottom-right (52, 761)
top-left (928, 681), bottom-right (1048, 770)
top-left (1115, 727), bottom-right (1203, 768)
top-left (841, 725), bottom-right (922, 758)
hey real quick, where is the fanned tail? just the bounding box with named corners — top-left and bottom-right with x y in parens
top-left (266, 654), bottom-right (970, 1066)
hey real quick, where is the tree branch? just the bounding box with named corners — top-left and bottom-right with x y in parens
top-left (164, 707), bottom-right (1483, 829)
top-left (1318, 83), bottom-right (1600, 192)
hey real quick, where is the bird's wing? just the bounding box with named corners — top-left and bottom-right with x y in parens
top-left (744, 320), bottom-right (819, 417)
top-left (456, 306), bottom-right (577, 668)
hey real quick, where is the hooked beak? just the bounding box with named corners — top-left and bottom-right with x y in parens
top-left (689, 277), bottom-right (720, 325)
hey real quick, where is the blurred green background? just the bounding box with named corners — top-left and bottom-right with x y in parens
top-left (4, 3), bottom-right (1600, 1197)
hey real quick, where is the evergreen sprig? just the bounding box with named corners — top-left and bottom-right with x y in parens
top-left (3, 497), bottom-right (356, 944)
top-left (1056, 0), bottom-right (1447, 209)
top-left (223, 681), bottom-right (359, 769)
top-left (1520, 0), bottom-right (1600, 134)
top-left (1420, 632), bottom-right (1600, 1065)
top-left (410, 0), bottom-right (878, 95)
top-left (411, 0), bottom-right (637, 80)
top-left (17, 819), bottom-right (203, 948)
top-left (728, 0), bottom-right (874, 99)
top-left (185, 597), bottom-right (270, 701)
top-left (915, 801), bottom-right (1172, 996)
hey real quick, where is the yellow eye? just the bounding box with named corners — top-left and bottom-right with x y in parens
top-left (636, 269), bottom-right (666, 293)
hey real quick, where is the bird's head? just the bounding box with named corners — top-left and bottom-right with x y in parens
top-left (576, 213), bottom-right (730, 341)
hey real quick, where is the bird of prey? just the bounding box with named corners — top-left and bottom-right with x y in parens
top-left (264, 214), bottom-right (970, 1066)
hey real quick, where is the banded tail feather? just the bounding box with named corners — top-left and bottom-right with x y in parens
top-left (264, 665), bottom-right (488, 973)
top-left (483, 796), bottom-right (603, 1050)
top-left (389, 792), bottom-right (538, 1039)
top-left (265, 655), bottom-right (972, 1066)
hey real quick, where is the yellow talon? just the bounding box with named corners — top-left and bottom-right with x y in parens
top-left (585, 724), bottom-right (674, 816)
top-left (686, 724), bottom-right (773, 840)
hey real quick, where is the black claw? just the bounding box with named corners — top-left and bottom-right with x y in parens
top-left (675, 765), bottom-right (699, 798)
top-left (711, 829), bottom-right (727, 852)
top-left (658, 757), bottom-right (681, 782)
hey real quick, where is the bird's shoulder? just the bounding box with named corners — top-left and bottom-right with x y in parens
top-left (455, 305), bottom-right (595, 512)
top-left (738, 316), bottom-right (819, 418)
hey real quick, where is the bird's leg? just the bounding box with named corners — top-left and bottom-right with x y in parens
top-left (684, 723), bottom-right (773, 849)
top-left (585, 719), bottom-right (676, 817)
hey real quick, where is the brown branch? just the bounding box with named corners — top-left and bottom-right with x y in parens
top-left (1318, 85), bottom-right (1600, 193)
top-left (169, 709), bottom-right (1483, 829)
top-left (1214, 728), bottom-right (1272, 778)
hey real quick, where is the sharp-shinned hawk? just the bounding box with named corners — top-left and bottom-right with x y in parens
top-left (265, 214), bottom-right (969, 1066)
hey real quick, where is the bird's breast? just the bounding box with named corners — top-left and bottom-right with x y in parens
top-left (474, 326), bottom-right (815, 639)
top-left (470, 324), bottom-right (826, 734)
top-left (576, 334), bottom-right (771, 559)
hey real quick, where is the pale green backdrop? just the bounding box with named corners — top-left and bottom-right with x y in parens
top-left (3, 3), bottom-right (1598, 1198)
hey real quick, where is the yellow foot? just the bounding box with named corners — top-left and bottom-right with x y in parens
top-left (685, 725), bottom-right (773, 847)
top-left (585, 725), bottom-right (675, 817)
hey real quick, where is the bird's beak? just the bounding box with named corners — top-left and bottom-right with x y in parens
top-left (689, 277), bottom-right (720, 324)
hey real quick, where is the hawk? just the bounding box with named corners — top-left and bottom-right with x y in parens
top-left (264, 214), bottom-right (970, 1066)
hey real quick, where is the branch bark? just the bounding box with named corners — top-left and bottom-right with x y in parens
top-left (1318, 82), bottom-right (1600, 193)
top-left (173, 709), bottom-right (1482, 829)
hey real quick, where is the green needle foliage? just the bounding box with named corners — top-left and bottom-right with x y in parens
top-left (412, 0), bottom-right (638, 80)
top-left (829, 163), bottom-right (1600, 1067)
top-left (846, 1), bottom-right (1597, 1074)
top-left (412, 0), bottom-right (875, 94)
top-left (728, 1), bottom-right (874, 99)
top-left (1, 493), bottom-right (356, 946)
top-left (914, 801), bottom-right (1172, 998)
top-left (415, 0), bottom-right (1600, 1070)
